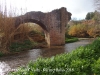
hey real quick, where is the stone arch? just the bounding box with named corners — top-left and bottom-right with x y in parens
top-left (14, 18), bottom-right (49, 45)
top-left (14, 7), bottom-right (72, 47)
top-left (15, 18), bottom-right (48, 32)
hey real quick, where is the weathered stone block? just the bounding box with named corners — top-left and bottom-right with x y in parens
top-left (14, 7), bottom-right (71, 46)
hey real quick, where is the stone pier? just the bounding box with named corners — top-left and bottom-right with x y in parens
top-left (14, 7), bottom-right (71, 46)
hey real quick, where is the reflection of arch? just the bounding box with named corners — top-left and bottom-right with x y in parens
top-left (15, 18), bottom-right (48, 32)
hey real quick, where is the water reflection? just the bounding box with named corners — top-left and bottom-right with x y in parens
top-left (41, 46), bottom-right (65, 57)
top-left (0, 62), bottom-right (11, 75)
top-left (28, 49), bottom-right (42, 59)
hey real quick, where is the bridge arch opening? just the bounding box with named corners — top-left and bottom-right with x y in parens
top-left (14, 19), bottom-right (49, 46)
top-left (15, 18), bottom-right (48, 32)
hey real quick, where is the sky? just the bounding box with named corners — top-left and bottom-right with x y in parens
top-left (0, 0), bottom-right (95, 20)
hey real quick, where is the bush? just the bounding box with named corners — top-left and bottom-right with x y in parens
top-left (65, 37), bottom-right (78, 43)
top-left (65, 34), bottom-right (78, 43)
top-left (9, 38), bottom-right (100, 75)
top-left (68, 24), bottom-right (88, 37)
top-left (0, 51), bottom-right (3, 57)
top-left (87, 25), bottom-right (100, 38)
top-left (68, 21), bottom-right (100, 38)
top-left (0, 6), bottom-right (44, 53)
top-left (9, 40), bottom-right (38, 52)
top-left (92, 58), bottom-right (100, 75)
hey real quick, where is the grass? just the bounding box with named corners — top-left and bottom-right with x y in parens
top-left (9, 38), bottom-right (100, 75)
top-left (65, 34), bottom-right (79, 43)
top-left (9, 40), bottom-right (38, 52)
top-left (65, 37), bottom-right (78, 43)
top-left (0, 52), bottom-right (3, 57)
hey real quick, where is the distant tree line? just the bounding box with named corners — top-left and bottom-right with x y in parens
top-left (85, 10), bottom-right (100, 21)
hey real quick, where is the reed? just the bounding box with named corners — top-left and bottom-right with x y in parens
top-left (0, 13), bottom-right (15, 53)
top-left (0, 4), bottom-right (43, 53)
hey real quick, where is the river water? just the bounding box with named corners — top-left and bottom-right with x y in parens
top-left (0, 38), bottom-right (94, 75)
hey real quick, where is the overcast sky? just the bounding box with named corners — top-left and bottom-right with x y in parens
top-left (0, 0), bottom-right (95, 20)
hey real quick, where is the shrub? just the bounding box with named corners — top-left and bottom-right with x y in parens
top-left (92, 58), bottom-right (100, 75)
top-left (65, 37), bottom-right (78, 43)
top-left (68, 24), bottom-right (88, 37)
top-left (87, 28), bottom-right (95, 37)
top-left (65, 33), bottom-right (78, 43)
top-left (68, 21), bottom-right (100, 38)
top-left (0, 51), bottom-right (3, 57)
top-left (87, 25), bottom-right (100, 38)
top-left (0, 11), bottom-right (44, 53)
top-left (9, 40), bottom-right (38, 52)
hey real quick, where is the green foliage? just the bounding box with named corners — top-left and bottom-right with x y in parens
top-left (89, 38), bottom-right (100, 59)
top-left (85, 11), bottom-right (100, 21)
top-left (65, 33), bottom-right (72, 38)
top-left (92, 58), bottom-right (100, 75)
top-left (65, 34), bottom-right (78, 43)
top-left (0, 51), bottom-right (3, 57)
top-left (9, 40), bottom-right (38, 52)
top-left (65, 37), bottom-right (78, 43)
top-left (9, 38), bottom-right (100, 75)
top-left (85, 12), bottom-right (95, 20)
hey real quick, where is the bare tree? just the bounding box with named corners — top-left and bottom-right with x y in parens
top-left (93, 0), bottom-right (100, 22)
top-left (94, 0), bottom-right (100, 11)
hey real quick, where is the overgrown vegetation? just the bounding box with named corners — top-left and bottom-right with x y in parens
top-left (9, 40), bottom-right (38, 52)
top-left (85, 11), bottom-right (95, 20)
top-left (67, 20), bottom-right (100, 38)
top-left (0, 13), bottom-right (15, 53)
top-left (68, 24), bottom-right (89, 37)
top-left (0, 15), bottom-right (44, 54)
top-left (65, 37), bottom-right (78, 43)
top-left (65, 34), bottom-right (78, 43)
top-left (9, 38), bottom-right (100, 75)
top-left (67, 10), bottom-right (100, 38)
top-left (0, 9), bottom-right (45, 54)
top-left (0, 51), bottom-right (3, 57)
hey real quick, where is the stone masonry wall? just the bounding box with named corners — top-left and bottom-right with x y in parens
top-left (14, 7), bottom-right (71, 46)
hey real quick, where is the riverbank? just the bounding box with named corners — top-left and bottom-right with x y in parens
top-left (0, 37), bottom-right (79, 57)
top-left (78, 38), bottom-right (95, 40)
top-left (65, 37), bottom-right (78, 43)
top-left (9, 38), bottom-right (100, 75)
top-left (0, 38), bottom-right (93, 75)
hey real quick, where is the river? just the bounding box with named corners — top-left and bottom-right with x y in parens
top-left (0, 38), bottom-right (94, 75)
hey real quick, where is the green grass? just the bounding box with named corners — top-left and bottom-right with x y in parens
top-left (65, 37), bottom-right (78, 43)
top-left (0, 52), bottom-right (3, 57)
top-left (65, 34), bottom-right (78, 43)
top-left (9, 40), bottom-right (38, 52)
top-left (9, 38), bottom-right (100, 75)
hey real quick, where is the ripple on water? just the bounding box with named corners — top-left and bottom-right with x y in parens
top-left (0, 62), bottom-right (11, 75)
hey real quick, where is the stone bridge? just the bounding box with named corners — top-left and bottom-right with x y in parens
top-left (14, 7), bottom-right (71, 46)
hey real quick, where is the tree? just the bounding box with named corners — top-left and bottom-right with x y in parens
top-left (85, 12), bottom-right (95, 20)
top-left (93, 10), bottom-right (100, 21)
top-left (94, 0), bottom-right (100, 10)
top-left (94, 0), bottom-right (100, 22)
